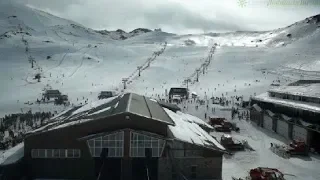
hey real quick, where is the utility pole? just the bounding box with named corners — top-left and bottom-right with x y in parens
top-left (122, 78), bottom-right (128, 89)
top-left (196, 69), bottom-right (200, 82)
top-left (137, 66), bottom-right (142, 76)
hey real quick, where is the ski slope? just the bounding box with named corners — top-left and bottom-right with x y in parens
top-left (1, 0), bottom-right (320, 179)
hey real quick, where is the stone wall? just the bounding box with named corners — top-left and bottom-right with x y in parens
top-left (158, 157), bottom-right (222, 180)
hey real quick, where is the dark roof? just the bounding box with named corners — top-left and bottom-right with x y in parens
top-left (32, 93), bottom-right (175, 133)
top-left (45, 90), bottom-right (60, 94)
top-left (169, 88), bottom-right (188, 94)
top-left (158, 101), bottom-right (181, 112)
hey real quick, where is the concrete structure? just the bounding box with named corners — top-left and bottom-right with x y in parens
top-left (24, 93), bottom-right (225, 180)
top-left (250, 80), bottom-right (320, 152)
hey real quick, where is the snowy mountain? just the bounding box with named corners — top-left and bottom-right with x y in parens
top-left (0, 0), bottom-right (319, 118)
top-left (1, 1), bottom-right (320, 179)
top-left (95, 28), bottom-right (153, 40)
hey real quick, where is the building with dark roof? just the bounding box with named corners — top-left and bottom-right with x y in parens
top-left (250, 80), bottom-right (320, 153)
top-left (24, 93), bottom-right (225, 180)
top-left (43, 90), bottom-right (61, 100)
top-left (169, 88), bottom-right (189, 101)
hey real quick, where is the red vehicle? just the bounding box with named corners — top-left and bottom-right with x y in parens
top-left (233, 167), bottom-right (285, 180)
top-left (270, 140), bottom-right (308, 158)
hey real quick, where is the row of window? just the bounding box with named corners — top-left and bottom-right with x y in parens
top-left (31, 149), bottom-right (81, 158)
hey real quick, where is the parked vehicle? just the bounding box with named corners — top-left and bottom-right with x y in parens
top-left (270, 140), bottom-right (309, 159)
top-left (220, 135), bottom-right (245, 151)
top-left (232, 167), bottom-right (285, 180)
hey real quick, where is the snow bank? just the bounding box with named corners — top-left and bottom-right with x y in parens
top-left (0, 143), bottom-right (24, 165)
top-left (164, 108), bottom-right (225, 151)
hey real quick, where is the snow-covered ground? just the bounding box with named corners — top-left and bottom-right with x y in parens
top-left (1, 0), bottom-right (320, 179)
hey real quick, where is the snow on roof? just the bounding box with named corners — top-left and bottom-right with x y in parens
top-left (298, 119), bottom-right (314, 127)
top-left (52, 107), bottom-right (75, 121)
top-left (280, 114), bottom-right (292, 121)
top-left (253, 92), bottom-right (320, 113)
top-left (89, 107), bottom-right (111, 116)
top-left (269, 82), bottom-right (320, 99)
top-left (266, 110), bottom-right (275, 117)
top-left (252, 104), bottom-right (262, 112)
top-left (0, 143), bottom-right (24, 165)
top-left (49, 119), bottom-right (93, 131)
top-left (149, 98), bottom-right (158, 102)
top-left (164, 108), bottom-right (225, 151)
top-left (176, 111), bottom-right (213, 129)
top-left (71, 96), bottom-right (119, 115)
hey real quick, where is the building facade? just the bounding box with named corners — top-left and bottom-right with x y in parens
top-left (24, 93), bottom-right (225, 180)
top-left (250, 80), bottom-right (320, 152)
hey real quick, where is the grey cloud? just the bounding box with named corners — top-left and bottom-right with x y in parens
top-left (17, 0), bottom-right (320, 34)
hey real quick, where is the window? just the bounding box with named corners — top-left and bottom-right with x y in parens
top-left (46, 149), bottom-right (53, 158)
top-left (31, 149), bottom-right (38, 158)
top-left (67, 149), bottom-right (74, 158)
top-left (87, 131), bottom-right (124, 157)
top-left (74, 149), bottom-right (81, 158)
top-left (31, 149), bottom-right (80, 158)
top-left (60, 149), bottom-right (66, 157)
top-left (53, 149), bottom-right (60, 158)
top-left (38, 149), bottom-right (46, 158)
top-left (130, 132), bottom-right (165, 157)
top-left (191, 165), bottom-right (197, 179)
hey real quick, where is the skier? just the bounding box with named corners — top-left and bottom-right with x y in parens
top-left (204, 113), bottom-right (207, 119)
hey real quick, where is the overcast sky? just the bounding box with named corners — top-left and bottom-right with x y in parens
top-left (21, 0), bottom-right (320, 34)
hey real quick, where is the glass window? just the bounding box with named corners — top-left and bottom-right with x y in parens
top-left (53, 149), bottom-right (60, 158)
top-left (109, 141), bottom-right (115, 147)
top-left (95, 140), bottom-right (102, 147)
top-left (46, 149), bottom-right (53, 158)
top-left (102, 135), bottom-right (109, 141)
top-left (38, 149), bottom-right (46, 158)
top-left (119, 132), bottom-right (123, 139)
top-left (116, 141), bottom-right (121, 147)
top-left (94, 148), bottom-right (102, 157)
top-left (109, 134), bottom-right (115, 140)
top-left (102, 140), bottom-right (108, 147)
top-left (152, 141), bottom-right (158, 148)
top-left (74, 149), bottom-right (80, 158)
top-left (67, 149), bottom-right (74, 158)
top-left (31, 149), bottom-right (38, 158)
top-left (60, 149), bottom-right (66, 158)
top-left (145, 141), bottom-right (151, 148)
top-left (145, 136), bottom-right (151, 141)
